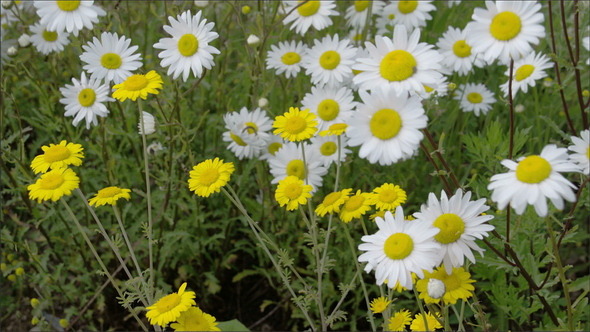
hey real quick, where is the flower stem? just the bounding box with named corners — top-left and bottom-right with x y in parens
top-left (413, 288), bottom-right (430, 331)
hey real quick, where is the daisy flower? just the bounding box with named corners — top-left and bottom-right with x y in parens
top-left (386, 1), bottom-right (436, 30)
top-left (436, 26), bottom-right (486, 76)
top-left (112, 71), bottom-right (163, 102)
top-left (138, 111), bottom-right (156, 135)
top-left (388, 309), bottom-right (412, 331)
top-left (188, 158), bottom-right (235, 197)
top-left (413, 189), bottom-right (494, 273)
top-left (266, 41), bottom-right (306, 79)
top-left (500, 51), bottom-right (552, 98)
top-left (59, 72), bottom-right (113, 129)
top-left (223, 107), bottom-right (273, 160)
top-left (28, 22), bottom-right (70, 55)
top-left (88, 186), bottom-right (131, 207)
top-left (454, 83), bottom-right (496, 116)
top-left (309, 135), bottom-right (350, 167)
top-left (375, 4), bottom-right (396, 36)
top-left (466, 1), bottom-right (545, 64)
top-left (302, 34), bottom-right (357, 87)
top-left (154, 10), bottom-right (220, 81)
top-left (488, 144), bottom-right (580, 217)
top-left (410, 312), bottom-right (442, 332)
top-left (319, 123), bottom-right (348, 137)
top-left (80, 32), bottom-right (143, 84)
top-left (346, 88), bottom-right (428, 165)
top-left (275, 175), bottom-right (313, 211)
top-left (146, 282), bottom-right (196, 327)
top-left (568, 129), bottom-right (589, 175)
top-left (353, 26), bottom-right (443, 95)
top-left (30, 140), bottom-right (84, 174)
top-left (259, 135), bottom-right (285, 161)
top-left (344, 0), bottom-right (385, 29)
top-left (282, 0), bottom-right (337, 35)
top-left (272, 107), bottom-right (318, 142)
top-left (358, 207), bottom-right (441, 289)
top-left (315, 188), bottom-right (353, 217)
top-left (368, 183), bottom-right (407, 211)
top-left (339, 190), bottom-right (372, 223)
top-left (416, 266), bottom-right (475, 305)
top-left (170, 307), bottom-right (220, 332)
top-left (300, 85), bottom-right (356, 131)
top-left (413, 75), bottom-right (449, 100)
top-left (268, 142), bottom-right (327, 192)
top-left (33, 0), bottom-right (106, 36)
top-left (28, 168), bottom-right (80, 203)
top-left (369, 296), bottom-right (391, 314)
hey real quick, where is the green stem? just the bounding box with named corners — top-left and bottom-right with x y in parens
top-left (413, 288), bottom-right (429, 331)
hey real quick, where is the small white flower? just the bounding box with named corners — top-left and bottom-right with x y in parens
top-left (427, 278), bottom-right (446, 299)
top-left (309, 135), bottom-right (351, 167)
top-left (454, 83), bottom-right (496, 116)
top-left (33, 0), bottom-right (106, 36)
top-left (223, 107), bottom-right (273, 160)
top-left (436, 26), bottom-right (486, 76)
top-left (266, 40), bottom-right (306, 79)
top-left (268, 141), bottom-right (327, 192)
top-left (247, 34), bottom-right (260, 46)
top-left (300, 85), bottom-right (356, 131)
top-left (386, 0), bottom-right (436, 30)
top-left (344, 0), bottom-right (385, 29)
top-left (138, 111), bottom-right (156, 135)
top-left (59, 72), bottom-right (113, 129)
top-left (282, 0), bottom-right (337, 35)
top-left (258, 97), bottom-right (269, 108)
top-left (303, 34), bottom-right (357, 87)
top-left (7, 45), bottom-right (16, 56)
top-left (500, 51), bottom-right (552, 98)
top-left (29, 22), bottom-right (71, 55)
top-left (18, 33), bottom-right (31, 47)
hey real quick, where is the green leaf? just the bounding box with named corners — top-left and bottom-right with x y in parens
top-left (218, 319), bottom-right (250, 332)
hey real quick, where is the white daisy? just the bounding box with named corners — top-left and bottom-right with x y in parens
top-left (375, 4), bottom-right (396, 36)
top-left (568, 129), bottom-right (589, 175)
top-left (29, 22), bottom-right (71, 55)
top-left (353, 25), bottom-right (443, 95)
top-left (386, 1), bottom-right (436, 30)
top-left (413, 189), bottom-right (495, 274)
top-left (59, 72), bottom-right (113, 129)
top-left (466, 1), bottom-right (545, 64)
top-left (500, 51), bottom-right (552, 98)
top-left (346, 87), bottom-right (427, 166)
top-left (344, 0), bottom-right (385, 29)
top-left (303, 34), bottom-right (357, 87)
top-left (80, 32), bottom-right (143, 84)
top-left (265, 40), bottom-right (306, 79)
top-left (454, 83), bottom-right (496, 116)
top-left (436, 26), bottom-right (486, 76)
top-left (309, 135), bottom-right (351, 167)
top-left (268, 141), bottom-right (328, 192)
top-left (222, 107), bottom-right (273, 160)
top-left (413, 74), bottom-right (449, 100)
top-left (358, 207), bottom-right (441, 290)
top-left (33, 0), bottom-right (106, 36)
top-left (154, 10), bottom-right (219, 82)
top-left (488, 144), bottom-right (580, 217)
top-left (138, 111), bottom-right (156, 135)
top-left (300, 85), bottom-right (356, 131)
top-left (259, 135), bottom-right (285, 161)
top-left (282, 0), bottom-right (337, 35)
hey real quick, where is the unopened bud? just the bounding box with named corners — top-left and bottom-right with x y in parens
top-left (257, 97), bottom-right (269, 108)
top-left (7, 46), bottom-right (17, 57)
top-left (18, 34), bottom-right (31, 47)
top-left (514, 104), bottom-right (525, 113)
top-left (427, 278), bottom-right (445, 299)
top-left (247, 34), bottom-right (260, 46)
top-left (241, 5), bottom-right (251, 14)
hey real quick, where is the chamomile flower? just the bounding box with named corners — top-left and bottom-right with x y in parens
top-left (28, 168), bottom-right (80, 203)
top-left (413, 189), bottom-right (494, 273)
top-left (259, 135), bottom-right (285, 161)
top-left (146, 283), bottom-right (196, 327)
top-left (59, 72), bottom-right (113, 129)
top-left (454, 83), bottom-right (496, 116)
top-left (309, 135), bottom-right (350, 167)
top-left (388, 310), bottom-right (412, 331)
top-left (315, 188), bottom-right (353, 217)
top-left (33, 0), bottom-right (105, 36)
top-left (223, 107), bottom-right (273, 160)
top-left (170, 307), bottom-right (220, 332)
top-left (500, 51), bottom-right (552, 97)
top-left (353, 26), bottom-right (443, 95)
top-left (344, 0), bottom-right (385, 29)
top-left (268, 142), bottom-right (327, 192)
top-left (88, 186), bottom-right (131, 207)
top-left (282, 0), bottom-right (337, 35)
top-left (346, 88), bottom-right (427, 165)
top-left (300, 85), bottom-right (356, 131)
top-left (80, 32), bottom-right (143, 84)
top-left (410, 312), bottom-right (442, 332)
top-left (358, 207), bottom-right (441, 290)
top-left (368, 183), bottom-right (407, 211)
top-left (303, 34), bottom-right (357, 86)
top-left (188, 158), bottom-right (235, 197)
top-left (369, 296), bottom-right (391, 314)
top-left (112, 70), bottom-right (163, 102)
top-left (339, 190), bottom-right (372, 223)
top-left (272, 107), bottom-right (318, 142)
top-left (568, 129), bottom-right (589, 175)
top-left (488, 144), bottom-right (580, 216)
top-left (266, 41), bottom-right (306, 79)
top-left (466, 1), bottom-right (545, 64)
top-left (436, 26), bottom-right (485, 76)
top-left (386, 1), bottom-right (436, 30)
top-left (29, 22), bottom-right (70, 55)
top-left (375, 4), bottom-right (396, 36)
top-left (275, 175), bottom-right (313, 211)
top-left (416, 266), bottom-right (475, 305)
top-left (30, 140), bottom-right (84, 174)
top-left (154, 10), bottom-right (220, 81)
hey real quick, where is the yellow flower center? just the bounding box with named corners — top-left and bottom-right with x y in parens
top-left (452, 40), bottom-right (472, 58)
top-left (284, 183), bottom-right (303, 200)
top-left (424, 85), bottom-right (434, 93)
top-left (322, 191), bottom-right (343, 206)
top-left (490, 11), bottom-right (522, 41)
top-left (57, 0), bottom-right (80, 11)
top-left (433, 213), bottom-right (465, 244)
top-left (398, 0), bottom-right (418, 14)
top-left (178, 34), bottom-right (199, 57)
top-left (388, 13), bottom-right (395, 20)
top-left (44, 145), bottom-right (71, 163)
top-left (319, 50), bottom-right (341, 70)
top-left (297, 0), bottom-right (320, 17)
top-left (97, 186), bottom-right (122, 198)
top-left (281, 52), bottom-right (301, 65)
top-left (284, 116), bottom-right (307, 134)
top-left (379, 50), bottom-right (417, 82)
top-left (123, 75), bottom-right (149, 91)
top-left (286, 159), bottom-right (306, 179)
top-left (199, 168), bottom-right (220, 186)
top-left (354, 0), bottom-right (370, 12)
top-left (230, 133), bottom-right (247, 146)
top-left (42, 30), bottom-right (58, 42)
top-left (268, 142), bottom-right (282, 155)
top-left (515, 155), bottom-right (552, 184)
top-left (328, 123), bottom-right (347, 132)
top-left (379, 189), bottom-right (398, 203)
top-left (343, 195), bottom-right (365, 211)
top-left (320, 141), bottom-right (337, 156)
top-left (154, 293), bottom-right (181, 313)
top-left (466, 92), bottom-right (483, 104)
top-left (353, 33), bottom-right (364, 42)
top-left (244, 122), bottom-right (258, 134)
top-left (40, 173), bottom-right (65, 190)
top-left (100, 53), bottom-right (122, 69)
top-left (78, 88), bottom-right (96, 107)
top-left (515, 64), bottom-right (535, 81)
top-left (317, 99), bottom-right (340, 121)
top-left (384, 233), bottom-right (414, 259)
top-left (441, 274), bottom-right (460, 291)
top-left (586, 147), bottom-right (590, 159)
top-left (370, 109), bottom-right (402, 140)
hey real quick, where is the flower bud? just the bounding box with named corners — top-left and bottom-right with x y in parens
top-left (247, 34), bottom-right (260, 46)
top-left (7, 46), bottom-right (17, 57)
top-left (427, 278), bottom-right (445, 299)
top-left (18, 34), bottom-right (31, 47)
top-left (257, 97), bottom-right (269, 108)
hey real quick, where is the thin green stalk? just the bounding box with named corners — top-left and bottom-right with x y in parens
top-left (450, 301), bottom-right (466, 332)
top-left (443, 304), bottom-right (451, 331)
top-left (413, 288), bottom-right (430, 331)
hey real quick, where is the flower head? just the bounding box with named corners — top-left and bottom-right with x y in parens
top-left (339, 190), bottom-right (372, 223)
top-left (28, 168), bottom-right (80, 203)
top-left (416, 266), bottom-right (475, 305)
top-left (273, 107), bottom-right (318, 142)
top-left (30, 140), bottom-right (84, 174)
top-left (188, 158), bottom-right (235, 197)
top-left (410, 312), bottom-right (442, 331)
top-left (369, 296), bottom-right (391, 314)
top-left (146, 282), bottom-right (196, 327)
top-left (315, 188), bottom-right (352, 217)
top-left (388, 309), bottom-right (412, 331)
top-left (112, 71), bottom-right (163, 102)
top-left (275, 176), bottom-right (313, 211)
top-left (170, 307), bottom-right (220, 331)
top-left (59, 72), bottom-right (114, 128)
top-left (88, 186), bottom-right (131, 207)
top-left (368, 183), bottom-right (407, 211)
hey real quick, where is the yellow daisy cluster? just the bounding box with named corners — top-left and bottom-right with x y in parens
top-left (188, 158), bottom-right (235, 197)
top-left (275, 176), bottom-right (313, 211)
top-left (272, 107), bottom-right (318, 142)
top-left (112, 70), bottom-right (163, 102)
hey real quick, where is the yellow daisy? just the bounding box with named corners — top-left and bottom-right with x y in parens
top-left (28, 168), bottom-right (80, 203)
top-left (272, 107), bottom-right (318, 142)
top-left (369, 296), bottom-right (391, 314)
top-left (30, 140), bottom-right (84, 174)
top-left (188, 158), bottom-right (235, 197)
top-left (170, 307), bottom-right (220, 331)
top-left (388, 309), bottom-right (412, 331)
top-left (319, 123), bottom-right (348, 137)
top-left (88, 186), bottom-right (131, 207)
top-left (416, 266), bottom-right (475, 305)
top-left (275, 175), bottom-right (313, 211)
top-left (339, 190), bottom-right (372, 223)
top-left (112, 70), bottom-right (164, 102)
top-left (146, 282), bottom-right (196, 327)
top-left (315, 188), bottom-right (352, 217)
top-left (368, 183), bottom-right (407, 211)
top-left (410, 312), bottom-right (442, 332)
